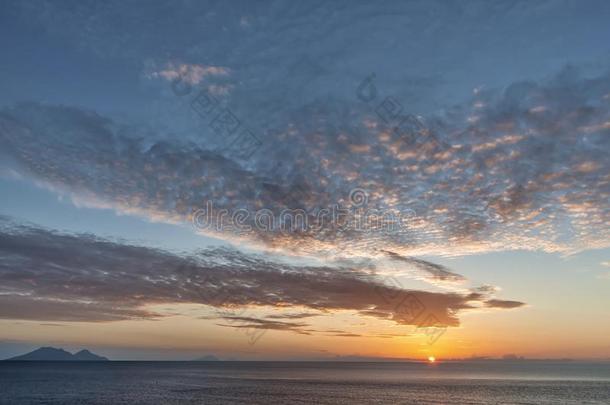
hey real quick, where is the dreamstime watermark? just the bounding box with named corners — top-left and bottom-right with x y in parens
top-left (176, 260), bottom-right (266, 345)
top-left (356, 72), bottom-right (450, 157)
top-left (356, 73), bottom-right (506, 225)
top-left (191, 189), bottom-right (417, 235)
top-left (215, 305), bottom-right (267, 346)
top-left (170, 73), bottom-right (263, 161)
top-left (375, 275), bottom-right (447, 345)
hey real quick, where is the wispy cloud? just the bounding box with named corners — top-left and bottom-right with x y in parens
top-left (484, 299), bottom-right (526, 309)
top-left (212, 316), bottom-right (312, 335)
top-left (264, 312), bottom-right (319, 320)
top-left (382, 250), bottom-right (465, 282)
top-left (211, 316), bottom-right (408, 338)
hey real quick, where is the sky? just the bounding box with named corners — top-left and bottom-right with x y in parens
top-left (0, 0), bottom-right (609, 361)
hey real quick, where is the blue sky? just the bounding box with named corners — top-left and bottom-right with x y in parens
top-left (0, 0), bottom-right (609, 360)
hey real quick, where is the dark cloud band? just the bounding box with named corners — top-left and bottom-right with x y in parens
top-left (0, 217), bottom-right (523, 328)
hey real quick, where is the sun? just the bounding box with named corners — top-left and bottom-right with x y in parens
top-left (428, 356), bottom-right (436, 363)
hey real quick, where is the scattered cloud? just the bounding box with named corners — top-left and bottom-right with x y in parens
top-left (145, 61), bottom-right (229, 85)
top-left (1, 66), bottom-right (608, 259)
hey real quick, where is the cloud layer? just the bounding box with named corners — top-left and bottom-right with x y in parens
top-left (6, 1), bottom-right (605, 338)
top-left (1, 1), bottom-right (609, 259)
top-left (1, 66), bottom-right (608, 258)
top-left (0, 217), bottom-right (522, 330)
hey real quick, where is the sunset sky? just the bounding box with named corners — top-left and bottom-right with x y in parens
top-left (0, 0), bottom-right (609, 361)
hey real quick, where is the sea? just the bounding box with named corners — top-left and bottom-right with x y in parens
top-left (1, 361), bottom-right (609, 404)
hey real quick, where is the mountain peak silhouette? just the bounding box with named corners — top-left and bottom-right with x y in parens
top-left (5, 347), bottom-right (109, 361)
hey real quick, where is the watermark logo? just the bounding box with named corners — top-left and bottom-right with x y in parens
top-left (349, 188), bottom-right (368, 207)
top-left (375, 275), bottom-right (447, 345)
top-left (191, 189), bottom-right (416, 236)
top-left (171, 73), bottom-right (263, 161)
top-left (175, 260), bottom-right (266, 345)
top-left (356, 73), bottom-right (448, 159)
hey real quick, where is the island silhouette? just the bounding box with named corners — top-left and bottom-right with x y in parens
top-left (5, 347), bottom-right (109, 361)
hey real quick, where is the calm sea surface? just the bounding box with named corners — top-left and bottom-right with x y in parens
top-left (1, 361), bottom-right (609, 404)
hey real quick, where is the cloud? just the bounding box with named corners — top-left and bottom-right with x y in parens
top-left (146, 62), bottom-right (229, 85)
top-left (484, 299), bottom-right (526, 309)
top-left (213, 316), bottom-right (312, 335)
top-left (325, 332), bottom-right (361, 338)
top-left (143, 61), bottom-right (232, 97)
top-left (382, 250), bottom-right (465, 282)
top-left (0, 66), bottom-right (608, 259)
top-left (264, 312), bottom-right (319, 320)
top-left (0, 295), bottom-right (158, 322)
top-left (0, 217), bottom-right (521, 327)
top-left (212, 317), bottom-right (402, 338)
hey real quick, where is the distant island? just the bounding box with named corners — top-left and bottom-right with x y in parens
top-left (5, 347), bottom-right (109, 361)
top-left (192, 355), bottom-right (220, 361)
